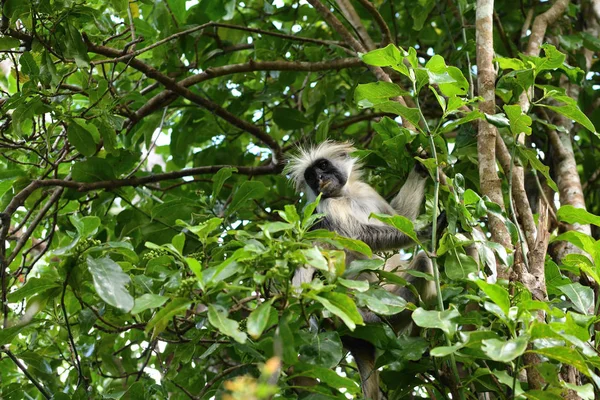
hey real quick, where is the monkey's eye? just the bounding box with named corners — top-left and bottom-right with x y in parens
top-left (316, 159), bottom-right (329, 170)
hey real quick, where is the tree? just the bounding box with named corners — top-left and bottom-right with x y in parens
top-left (1, 0), bottom-right (600, 398)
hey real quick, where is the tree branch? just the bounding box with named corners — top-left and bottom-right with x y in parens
top-left (28, 163), bottom-right (281, 193)
top-left (84, 38), bottom-right (282, 156)
top-left (133, 57), bottom-right (363, 123)
top-left (3, 349), bottom-right (52, 399)
top-left (335, 0), bottom-right (376, 51)
top-left (476, 0), bottom-right (512, 278)
top-left (355, 0), bottom-right (392, 47)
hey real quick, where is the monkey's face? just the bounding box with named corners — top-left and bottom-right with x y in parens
top-left (304, 158), bottom-right (347, 198)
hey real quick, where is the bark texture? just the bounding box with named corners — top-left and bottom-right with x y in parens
top-left (476, 0), bottom-right (512, 278)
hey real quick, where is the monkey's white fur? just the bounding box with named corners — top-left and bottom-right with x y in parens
top-left (286, 140), bottom-right (426, 232)
top-left (286, 141), bottom-right (436, 400)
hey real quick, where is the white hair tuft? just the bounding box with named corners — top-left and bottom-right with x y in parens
top-left (284, 141), bottom-right (360, 192)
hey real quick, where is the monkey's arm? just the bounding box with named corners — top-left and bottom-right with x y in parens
top-left (355, 223), bottom-right (428, 251)
top-left (391, 167), bottom-right (428, 221)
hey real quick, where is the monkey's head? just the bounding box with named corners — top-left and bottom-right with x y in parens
top-left (285, 141), bottom-right (360, 199)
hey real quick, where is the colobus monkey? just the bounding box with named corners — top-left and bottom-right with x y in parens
top-left (286, 141), bottom-right (441, 400)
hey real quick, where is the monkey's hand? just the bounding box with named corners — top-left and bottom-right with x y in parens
top-left (413, 161), bottom-right (430, 178)
top-left (436, 211), bottom-right (447, 236)
top-left (416, 211), bottom-right (447, 242)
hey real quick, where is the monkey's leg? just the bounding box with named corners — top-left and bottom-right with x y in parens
top-left (342, 336), bottom-right (381, 400)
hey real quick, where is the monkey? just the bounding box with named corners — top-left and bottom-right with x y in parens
top-left (285, 141), bottom-right (443, 400)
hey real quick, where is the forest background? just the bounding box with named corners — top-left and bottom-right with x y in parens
top-left (1, 0), bottom-right (600, 399)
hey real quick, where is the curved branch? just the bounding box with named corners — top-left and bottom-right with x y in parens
top-left (84, 38), bottom-right (281, 155)
top-left (32, 164), bottom-right (281, 193)
top-left (355, 0), bottom-right (392, 47)
top-left (133, 57), bottom-right (364, 123)
top-left (305, 0), bottom-right (414, 128)
top-left (525, 0), bottom-right (570, 56)
top-left (335, 0), bottom-right (376, 51)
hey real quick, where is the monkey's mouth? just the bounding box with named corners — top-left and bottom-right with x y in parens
top-left (318, 180), bottom-right (331, 191)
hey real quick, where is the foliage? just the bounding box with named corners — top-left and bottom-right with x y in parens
top-left (1, 0), bottom-right (600, 399)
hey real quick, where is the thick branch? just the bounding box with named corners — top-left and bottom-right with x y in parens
top-left (355, 0), bottom-right (392, 46)
top-left (335, 0), bottom-right (376, 51)
top-left (27, 164), bottom-right (281, 194)
top-left (495, 137), bottom-right (537, 250)
top-left (476, 0), bottom-right (512, 276)
top-left (525, 0), bottom-right (570, 56)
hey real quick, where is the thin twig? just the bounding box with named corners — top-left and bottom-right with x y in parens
top-left (2, 348), bottom-right (52, 399)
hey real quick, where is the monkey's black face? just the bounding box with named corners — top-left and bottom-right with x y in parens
top-left (304, 158), bottom-right (347, 198)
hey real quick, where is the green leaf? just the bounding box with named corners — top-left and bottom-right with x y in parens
top-left (211, 167), bottom-right (236, 202)
top-left (431, 343), bottom-right (464, 357)
top-left (410, 0), bottom-right (435, 30)
top-left (86, 255), bottom-right (134, 312)
top-left (370, 213), bottom-right (420, 244)
top-left (282, 204), bottom-right (300, 224)
top-left (524, 44), bottom-right (566, 73)
top-left (185, 257), bottom-right (204, 290)
top-left (64, 23), bottom-right (90, 68)
top-left (375, 102), bottom-right (422, 129)
top-left (360, 43), bottom-right (403, 67)
top-left (412, 307), bottom-right (460, 335)
top-left (146, 298), bottom-right (191, 339)
top-left (69, 215), bottom-right (101, 237)
top-left (0, 322), bottom-right (35, 346)
top-left (247, 300), bottom-right (274, 339)
top-left (557, 205), bottom-right (600, 227)
top-left (439, 67), bottom-right (469, 97)
top-left (71, 157), bottom-right (115, 182)
top-left (356, 287), bottom-right (407, 315)
top-left (298, 331), bottom-right (343, 368)
top-left (171, 232), bottom-right (185, 254)
top-left (300, 247), bottom-right (328, 271)
top-left (68, 120), bottom-right (97, 157)
top-left (311, 292), bottom-right (363, 331)
top-left (334, 236), bottom-right (372, 257)
top-left (0, 36), bottom-right (21, 50)
top-left (227, 181), bottom-right (267, 215)
top-left (539, 96), bottom-right (596, 134)
top-left (503, 104), bottom-right (532, 136)
top-left (563, 383), bottom-right (595, 400)
top-left (445, 251), bottom-right (479, 280)
top-left (485, 113), bottom-right (510, 128)
top-left (131, 293), bottom-right (168, 314)
top-left (7, 277), bottom-right (59, 303)
top-left (474, 280), bottom-right (511, 315)
top-left (208, 305), bottom-right (247, 343)
top-left (558, 282), bottom-right (594, 315)
top-left (481, 336), bottom-right (528, 362)
top-left (441, 110), bottom-right (484, 134)
top-left (294, 362), bottom-right (360, 393)
top-left (178, 218), bottom-right (222, 243)
top-left (517, 147), bottom-right (558, 191)
top-left (495, 57), bottom-right (526, 70)
top-left (354, 82), bottom-right (407, 108)
top-left (337, 277), bottom-right (370, 292)
top-left (272, 107), bottom-right (310, 130)
top-left (19, 51), bottom-right (39, 77)
top-left (532, 347), bottom-right (591, 377)
top-left (551, 231), bottom-right (598, 266)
